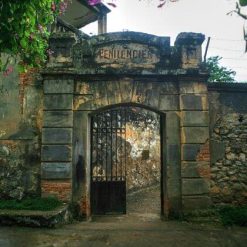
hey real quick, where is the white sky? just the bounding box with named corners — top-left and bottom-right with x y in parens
top-left (82, 0), bottom-right (247, 82)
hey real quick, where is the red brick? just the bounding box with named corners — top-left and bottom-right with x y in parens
top-left (41, 180), bottom-right (71, 202)
top-left (196, 141), bottom-right (210, 162)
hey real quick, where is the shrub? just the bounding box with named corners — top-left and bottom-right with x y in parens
top-left (0, 197), bottom-right (63, 211)
top-left (218, 206), bottom-right (247, 226)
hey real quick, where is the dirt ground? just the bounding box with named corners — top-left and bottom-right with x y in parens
top-left (0, 186), bottom-right (246, 247)
top-left (0, 214), bottom-right (247, 247)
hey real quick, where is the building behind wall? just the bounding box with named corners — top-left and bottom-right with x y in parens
top-left (0, 4), bottom-right (247, 217)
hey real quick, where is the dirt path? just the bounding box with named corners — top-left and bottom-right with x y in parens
top-left (127, 183), bottom-right (160, 214)
top-left (0, 214), bottom-right (246, 247)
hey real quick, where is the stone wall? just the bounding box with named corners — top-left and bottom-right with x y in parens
top-left (1, 31), bottom-right (222, 217)
top-left (209, 83), bottom-right (247, 205)
top-left (0, 60), bottom-right (42, 200)
top-left (124, 108), bottom-right (160, 192)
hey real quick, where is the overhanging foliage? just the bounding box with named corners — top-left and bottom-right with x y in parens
top-left (0, 0), bottom-right (66, 72)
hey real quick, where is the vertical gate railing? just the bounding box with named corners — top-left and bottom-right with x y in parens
top-left (91, 107), bottom-right (127, 182)
top-left (91, 107), bottom-right (127, 214)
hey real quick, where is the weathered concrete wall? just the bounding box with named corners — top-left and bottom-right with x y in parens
top-left (0, 62), bottom-right (42, 200)
top-left (208, 83), bottom-right (247, 205)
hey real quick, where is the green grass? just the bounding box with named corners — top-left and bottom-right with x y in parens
top-left (218, 206), bottom-right (247, 227)
top-left (0, 197), bottom-right (63, 211)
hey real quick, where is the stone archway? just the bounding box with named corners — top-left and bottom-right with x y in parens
top-left (88, 105), bottom-right (164, 216)
top-left (73, 99), bottom-right (168, 218)
top-left (41, 32), bottom-right (211, 219)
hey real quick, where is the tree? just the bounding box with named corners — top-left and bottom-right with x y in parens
top-left (206, 56), bottom-right (236, 83)
top-left (240, 0), bottom-right (247, 7)
top-left (228, 0), bottom-right (247, 19)
top-left (0, 0), bottom-right (68, 73)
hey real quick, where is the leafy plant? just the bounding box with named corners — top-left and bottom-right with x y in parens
top-left (0, 0), bottom-right (70, 73)
top-left (206, 56), bottom-right (236, 82)
top-left (0, 197), bottom-right (63, 211)
top-left (239, 0), bottom-right (247, 7)
top-left (218, 206), bottom-right (247, 226)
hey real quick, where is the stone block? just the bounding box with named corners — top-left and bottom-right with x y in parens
top-left (75, 82), bottom-right (91, 95)
top-left (182, 144), bottom-right (201, 161)
top-left (182, 196), bottom-right (212, 210)
top-left (159, 82), bottom-right (179, 94)
top-left (73, 95), bottom-right (96, 111)
top-left (181, 111), bottom-right (209, 127)
top-left (41, 145), bottom-right (72, 162)
top-left (167, 178), bottom-right (182, 196)
top-left (167, 144), bottom-right (180, 164)
top-left (44, 80), bottom-right (73, 94)
top-left (44, 95), bottom-right (73, 110)
top-left (106, 81), bottom-right (122, 105)
top-left (147, 90), bottom-right (160, 110)
top-left (180, 46), bottom-right (202, 69)
top-left (41, 162), bottom-right (72, 179)
top-left (118, 79), bottom-right (134, 102)
top-left (179, 82), bottom-right (208, 94)
top-left (132, 82), bottom-right (159, 108)
top-left (180, 94), bottom-right (208, 110)
top-left (181, 162), bottom-right (210, 178)
top-left (43, 111), bottom-right (73, 127)
top-left (210, 140), bottom-right (226, 163)
top-left (182, 178), bottom-right (210, 195)
top-left (181, 127), bottom-right (209, 144)
top-left (166, 112), bottom-right (180, 143)
top-left (159, 94), bottom-right (179, 111)
top-left (42, 128), bottom-right (72, 144)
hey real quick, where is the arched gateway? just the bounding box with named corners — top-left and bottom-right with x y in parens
top-left (41, 32), bottom-right (211, 219)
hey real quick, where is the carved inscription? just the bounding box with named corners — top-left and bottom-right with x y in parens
top-left (98, 49), bottom-right (153, 60)
top-left (95, 43), bottom-right (160, 67)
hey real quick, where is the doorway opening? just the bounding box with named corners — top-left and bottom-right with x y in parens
top-left (90, 105), bottom-right (162, 216)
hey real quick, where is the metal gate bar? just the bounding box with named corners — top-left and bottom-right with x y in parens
top-left (91, 107), bottom-right (128, 214)
top-left (91, 107), bottom-right (127, 182)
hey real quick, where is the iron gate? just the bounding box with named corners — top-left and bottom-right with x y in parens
top-left (91, 107), bottom-right (127, 214)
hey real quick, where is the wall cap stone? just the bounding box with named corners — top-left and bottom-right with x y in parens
top-left (208, 82), bottom-right (247, 92)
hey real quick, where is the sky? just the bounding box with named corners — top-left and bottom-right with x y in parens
top-left (82, 0), bottom-right (247, 82)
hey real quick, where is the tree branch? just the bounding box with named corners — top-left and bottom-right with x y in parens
top-left (235, 2), bottom-right (247, 20)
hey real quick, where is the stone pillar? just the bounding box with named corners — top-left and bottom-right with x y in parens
top-left (165, 111), bottom-right (182, 216)
top-left (41, 79), bottom-right (74, 202)
top-left (179, 81), bottom-right (211, 210)
top-left (175, 32), bottom-right (205, 69)
top-left (48, 32), bottom-right (76, 67)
